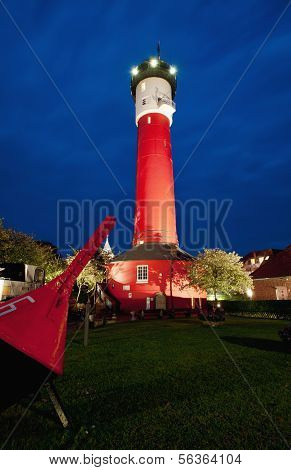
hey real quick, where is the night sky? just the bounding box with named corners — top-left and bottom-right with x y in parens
top-left (0, 0), bottom-right (290, 255)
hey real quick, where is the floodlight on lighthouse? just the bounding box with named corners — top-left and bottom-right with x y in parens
top-left (150, 58), bottom-right (158, 67)
top-left (131, 66), bottom-right (139, 76)
top-left (169, 66), bottom-right (177, 75)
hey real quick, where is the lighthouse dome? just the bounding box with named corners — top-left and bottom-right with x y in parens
top-left (130, 58), bottom-right (177, 101)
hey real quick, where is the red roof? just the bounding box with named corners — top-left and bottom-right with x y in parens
top-left (252, 245), bottom-right (291, 279)
top-left (242, 248), bottom-right (281, 263)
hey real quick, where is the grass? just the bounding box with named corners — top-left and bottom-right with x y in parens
top-left (0, 317), bottom-right (290, 450)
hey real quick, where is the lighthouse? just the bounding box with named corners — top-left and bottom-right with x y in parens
top-left (131, 56), bottom-right (177, 246)
top-left (107, 53), bottom-right (206, 313)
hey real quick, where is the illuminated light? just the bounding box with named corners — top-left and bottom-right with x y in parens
top-left (150, 58), bottom-right (158, 67)
top-left (246, 288), bottom-right (253, 298)
top-left (169, 66), bottom-right (177, 75)
top-left (0, 279), bottom-right (4, 301)
top-left (217, 303), bottom-right (221, 308)
top-left (131, 66), bottom-right (138, 76)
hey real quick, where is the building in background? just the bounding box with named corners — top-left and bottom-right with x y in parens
top-left (102, 236), bottom-right (114, 259)
top-left (251, 245), bottom-right (291, 300)
top-left (242, 248), bottom-right (282, 273)
top-left (0, 263), bottom-right (45, 301)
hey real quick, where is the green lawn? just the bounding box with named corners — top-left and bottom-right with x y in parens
top-left (1, 318), bottom-right (290, 449)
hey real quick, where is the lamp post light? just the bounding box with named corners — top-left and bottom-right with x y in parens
top-left (246, 288), bottom-right (253, 299)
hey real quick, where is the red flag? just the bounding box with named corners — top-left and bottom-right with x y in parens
top-left (0, 216), bottom-right (115, 375)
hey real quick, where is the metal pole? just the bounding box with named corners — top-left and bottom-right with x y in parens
top-left (45, 381), bottom-right (69, 428)
top-left (170, 259), bottom-right (174, 310)
top-left (84, 300), bottom-right (90, 347)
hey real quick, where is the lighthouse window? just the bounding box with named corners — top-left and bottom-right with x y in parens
top-left (147, 116), bottom-right (151, 124)
top-left (136, 265), bottom-right (148, 283)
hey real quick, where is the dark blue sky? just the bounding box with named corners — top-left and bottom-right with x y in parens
top-left (0, 0), bottom-right (290, 255)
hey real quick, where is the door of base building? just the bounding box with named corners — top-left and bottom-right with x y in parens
top-left (155, 292), bottom-right (166, 310)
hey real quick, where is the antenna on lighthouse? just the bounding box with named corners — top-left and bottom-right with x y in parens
top-left (157, 41), bottom-right (161, 60)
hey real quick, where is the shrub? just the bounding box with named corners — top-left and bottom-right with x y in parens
top-left (199, 306), bottom-right (225, 323)
top-left (222, 300), bottom-right (291, 320)
top-left (278, 325), bottom-right (291, 342)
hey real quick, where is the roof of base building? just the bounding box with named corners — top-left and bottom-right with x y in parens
top-left (242, 248), bottom-right (282, 263)
top-left (252, 245), bottom-right (291, 279)
top-left (111, 243), bottom-right (194, 262)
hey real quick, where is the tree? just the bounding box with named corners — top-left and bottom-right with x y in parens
top-left (66, 250), bottom-right (106, 301)
top-left (187, 249), bottom-right (253, 301)
top-left (0, 218), bottom-right (64, 281)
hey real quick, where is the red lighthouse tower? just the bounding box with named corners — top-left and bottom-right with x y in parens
top-left (107, 54), bottom-right (206, 313)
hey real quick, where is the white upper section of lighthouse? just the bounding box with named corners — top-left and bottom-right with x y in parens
top-left (135, 77), bottom-right (176, 126)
